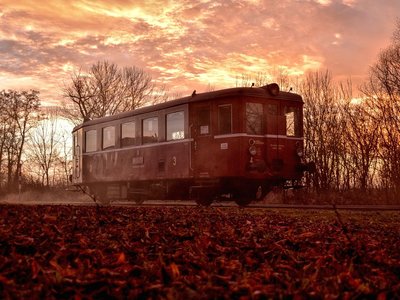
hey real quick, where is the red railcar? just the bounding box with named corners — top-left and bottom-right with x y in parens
top-left (71, 84), bottom-right (313, 206)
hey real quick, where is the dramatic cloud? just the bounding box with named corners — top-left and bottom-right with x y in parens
top-left (0, 0), bottom-right (399, 104)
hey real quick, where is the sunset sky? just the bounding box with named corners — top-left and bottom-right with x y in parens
top-left (1, 0), bottom-right (399, 105)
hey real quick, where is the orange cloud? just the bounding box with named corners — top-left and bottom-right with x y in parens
top-left (0, 0), bottom-right (399, 104)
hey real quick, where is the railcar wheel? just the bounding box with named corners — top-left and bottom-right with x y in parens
top-left (233, 185), bottom-right (267, 207)
top-left (235, 198), bottom-right (252, 207)
top-left (134, 196), bottom-right (145, 205)
top-left (94, 194), bottom-right (110, 205)
top-left (195, 197), bottom-right (214, 207)
top-left (190, 187), bottom-right (215, 206)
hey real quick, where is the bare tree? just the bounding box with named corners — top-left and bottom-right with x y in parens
top-left (89, 61), bottom-right (125, 117)
top-left (0, 100), bottom-right (10, 191)
top-left (300, 70), bottom-right (346, 191)
top-left (63, 61), bottom-right (162, 123)
top-left (235, 70), bottom-right (298, 92)
top-left (63, 70), bottom-right (95, 122)
top-left (57, 133), bottom-right (73, 186)
top-left (27, 114), bottom-right (60, 187)
top-left (0, 90), bottom-right (40, 191)
top-left (121, 66), bottom-right (153, 111)
top-left (361, 21), bottom-right (400, 198)
top-left (24, 106), bottom-right (74, 188)
top-left (341, 97), bottom-right (380, 191)
top-left (235, 72), bottom-right (271, 87)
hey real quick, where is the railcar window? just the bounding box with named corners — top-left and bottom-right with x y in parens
top-left (102, 126), bottom-right (115, 149)
top-left (198, 107), bottom-right (210, 135)
top-left (85, 130), bottom-right (97, 152)
top-left (246, 103), bottom-right (263, 135)
top-left (143, 117), bottom-right (158, 144)
top-left (121, 121), bottom-right (136, 147)
top-left (166, 111), bottom-right (184, 140)
top-left (285, 106), bottom-right (301, 137)
top-left (218, 105), bottom-right (232, 134)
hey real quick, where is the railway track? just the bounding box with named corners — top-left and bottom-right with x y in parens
top-left (111, 200), bottom-right (400, 211)
top-left (1, 197), bottom-right (399, 210)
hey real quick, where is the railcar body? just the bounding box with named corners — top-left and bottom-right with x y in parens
top-left (71, 84), bottom-right (312, 206)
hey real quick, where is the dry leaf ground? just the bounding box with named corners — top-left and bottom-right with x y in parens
top-left (0, 205), bottom-right (399, 299)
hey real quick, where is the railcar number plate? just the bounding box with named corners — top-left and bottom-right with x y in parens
top-left (132, 156), bottom-right (144, 165)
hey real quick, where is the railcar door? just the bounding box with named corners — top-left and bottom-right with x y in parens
top-left (265, 102), bottom-right (285, 174)
top-left (190, 104), bottom-right (214, 178)
top-left (72, 129), bottom-right (83, 184)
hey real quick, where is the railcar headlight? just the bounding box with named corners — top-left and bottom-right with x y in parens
top-left (296, 147), bottom-right (303, 157)
top-left (249, 145), bottom-right (257, 156)
top-left (295, 141), bottom-right (303, 157)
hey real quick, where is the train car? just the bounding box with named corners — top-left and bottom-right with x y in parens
top-left (71, 83), bottom-right (314, 206)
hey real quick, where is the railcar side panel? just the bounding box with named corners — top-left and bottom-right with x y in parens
top-left (82, 141), bottom-right (191, 183)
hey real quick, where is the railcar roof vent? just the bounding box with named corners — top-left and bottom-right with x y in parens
top-left (262, 83), bottom-right (280, 96)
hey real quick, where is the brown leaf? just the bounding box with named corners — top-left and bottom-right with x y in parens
top-left (116, 252), bottom-right (126, 264)
top-left (31, 260), bottom-right (40, 279)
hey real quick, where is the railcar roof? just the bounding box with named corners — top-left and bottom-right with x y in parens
top-left (72, 85), bottom-right (302, 132)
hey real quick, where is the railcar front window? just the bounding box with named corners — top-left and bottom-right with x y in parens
top-left (218, 105), bottom-right (232, 134)
top-left (167, 111), bottom-right (184, 140)
top-left (143, 117), bottom-right (158, 144)
top-left (246, 103), bottom-right (263, 135)
top-left (85, 130), bottom-right (97, 152)
top-left (285, 106), bottom-right (300, 137)
top-left (102, 126), bottom-right (115, 149)
top-left (121, 121), bottom-right (136, 147)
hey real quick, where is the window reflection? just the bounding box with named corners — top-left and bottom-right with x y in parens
top-left (143, 117), bottom-right (158, 144)
top-left (285, 106), bottom-right (300, 137)
top-left (121, 122), bottom-right (136, 147)
top-left (167, 111), bottom-right (184, 140)
top-left (85, 130), bottom-right (97, 152)
top-left (246, 103), bottom-right (263, 135)
top-left (102, 126), bottom-right (115, 149)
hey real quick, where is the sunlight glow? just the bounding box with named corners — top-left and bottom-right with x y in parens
top-left (314, 0), bottom-right (332, 5)
top-left (57, 39), bottom-right (75, 46)
top-left (332, 33), bottom-right (342, 45)
top-left (262, 18), bottom-right (280, 31)
top-left (302, 55), bottom-right (323, 70)
top-left (342, 0), bottom-right (358, 7)
top-left (62, 63), bottom-right (74, 72)
top-left (350, 97), bottom-right (363, 104)
top-left (75, 2), bottom-right (186, 38)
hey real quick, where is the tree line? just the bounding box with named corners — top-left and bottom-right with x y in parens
top-left (0, 62), bottom-right (164, 192)
top-left (299, 22), bottom-right (400, 203)
top-left (1, 23), bottom-right (400, 203)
